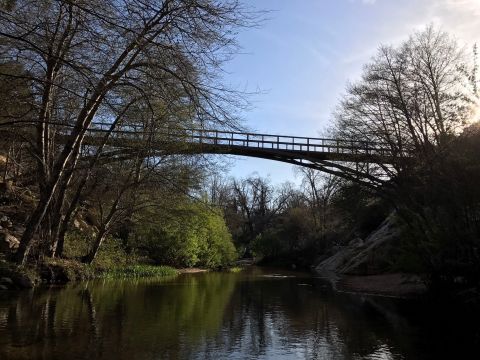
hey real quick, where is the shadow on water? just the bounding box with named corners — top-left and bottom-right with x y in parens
top-left (0, 267), bottom-right (479, 360)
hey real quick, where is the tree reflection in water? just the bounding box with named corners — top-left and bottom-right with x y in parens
top-left (0, 268), bottom-right (478, 360)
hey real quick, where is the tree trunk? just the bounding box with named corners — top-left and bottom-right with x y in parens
top-left (48, 166), bottom-right (79, 257)
top-left (54, 202), bottom-right (80, 259)
top-left (51, 104), bottom-right (134, 258)
top-left (54, 180), bottom-right (86, 258)
top-left (13, 190), bottom-right (53, 264)
top-left (54, 221), bottom-right (69, 259)
top-left (14, 100), bottom-right (102, 265)
top-left (83, 228), bottom-right (107, 265)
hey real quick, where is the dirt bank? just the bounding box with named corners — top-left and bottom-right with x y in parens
top-left (317, 271), bottom-right (426, 298)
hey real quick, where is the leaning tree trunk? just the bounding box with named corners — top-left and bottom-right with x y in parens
top-left (82, 194), bottom-right (120, 264)
top-left (12, 1), bottom-right (181, 265)
top-left (14, 96), bottom-right (105, 265)
top-left (82, 228), bottom-right (108, 265)
top-left (54, 198), bottom-right (80, 259)
top-left (54, 177), bottom-right (88, 258)
top-left (14, 57), bottom-right (134, 265)
top-left (48, 166), bottom-right (80, 258)
top-left (13, 188), bottom-right (54, 264)
top-left (51, 104), bottom-right (134, 258)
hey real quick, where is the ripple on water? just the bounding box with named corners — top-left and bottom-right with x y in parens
top-left (0, 269), bottom-right (478, 360)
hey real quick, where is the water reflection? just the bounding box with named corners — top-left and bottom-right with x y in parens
top-left (0, 268), bottom-right (477, 360)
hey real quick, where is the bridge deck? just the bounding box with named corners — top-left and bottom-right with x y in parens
top-left (85, 127), bottom-right (394, 164)
top-left (2, 125), bottom-right (396, 164)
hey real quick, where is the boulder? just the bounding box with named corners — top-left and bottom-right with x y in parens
top-left (0, 267), bottom-right (35, 288)
top-left (315, 213), bottom-right (402, 276)
top-left (0, 277), bottom-right (13, 285)
top-left (12, 273), bottom-right (35, 288)
top-left (0, 231), bottom-right (20, 253)
top-left (0, 181), bottom-right (13, 193)
top-left (0, 215), bottom-right (13, 229)
top-left (0, 277), bottom-right (13, 290)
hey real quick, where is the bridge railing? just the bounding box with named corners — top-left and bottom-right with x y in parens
top-left (171, 128), bottom-right (391, 157)
top-left (79, 124), bottom-right (392, 157)
top-left (2, 121), bottom-right (400, 161)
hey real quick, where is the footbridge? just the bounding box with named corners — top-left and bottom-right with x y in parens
top-left (79, 127), bottom-right (400, 187)
top-left (81, 127), bottom-right (393, 162)
top-left (3, 125), bottom-right (401, 187)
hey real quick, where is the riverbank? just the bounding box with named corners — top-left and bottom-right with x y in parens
top-left (0, 258), bottom-right (181, 289)
top-left (311, 211), bottom-right (428, 298)
top-left (178, 268), bottom-right (209, 274)
top-left (0, 257), bottom-right (250, 290)
top-left (328, 272), bottom-right (426, 298)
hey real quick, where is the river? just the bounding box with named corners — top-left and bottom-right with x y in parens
top-left (0, 267), bottom-right (478, 359)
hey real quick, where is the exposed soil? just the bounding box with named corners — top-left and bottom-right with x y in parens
top-left (334, 273), bottom-right (426, 298)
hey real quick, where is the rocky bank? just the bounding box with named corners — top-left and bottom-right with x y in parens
top-left (314, 213), bottom-right (426, 297)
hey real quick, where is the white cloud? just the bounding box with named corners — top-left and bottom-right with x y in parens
top-left (345, 0), bottom-right (480, 65)
top-left (433, 0), bottom-right (480, 43)
top-left (384, 0), bottom-right (480, 45)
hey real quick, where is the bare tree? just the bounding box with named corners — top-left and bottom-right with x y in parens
top-left (335, 26), bottom-right (476, 168)
top-left (297, 167), bottom-right (339, 237)
top-left (0, 0), bottom-right (260, 264)
top-left (230, 176), bottom-right (291, 242)
top-left (334, 27), bottom-right (480, 286)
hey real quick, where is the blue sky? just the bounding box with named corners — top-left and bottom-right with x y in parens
top-left (222, 0), bottom-right (480, 185)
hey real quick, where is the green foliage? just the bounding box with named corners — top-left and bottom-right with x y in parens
top-left (133, 201), bottom-right (238, 269)
top-left (63, 230), bottom-right (136, 269)
top-left (251, 228), bottom-right (284, 259)
top-left (251, 206), bottom-right (322, 266)
top-left (61, 199), bottom-right (238, 273)
top-left (63, 230), bottom-right (90, 259)
top-left (94, 237), bottom-right (135, 269)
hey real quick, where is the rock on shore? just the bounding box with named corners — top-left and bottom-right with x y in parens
top-left (314, 213), bottom-right (426, 297)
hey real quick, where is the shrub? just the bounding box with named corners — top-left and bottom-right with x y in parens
top-left (133, 201), bottom-right (238, 269)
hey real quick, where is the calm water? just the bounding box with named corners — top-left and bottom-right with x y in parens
top-left (0, 267), bottom-right (479, 360)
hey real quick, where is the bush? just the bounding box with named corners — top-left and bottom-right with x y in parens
top-left (63, 230), bottom-right (90, 259)
top-left (94, 236), bottom-right (135, 269)
top-left (63, 231), bottom-right (137, 269)
top-left (133, 201), bottom-right (238, 269)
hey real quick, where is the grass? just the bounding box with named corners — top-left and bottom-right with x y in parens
top-left (226, 266), bottom-right (243, 273)
top-left (101, 264), bottom-right (179, 279)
